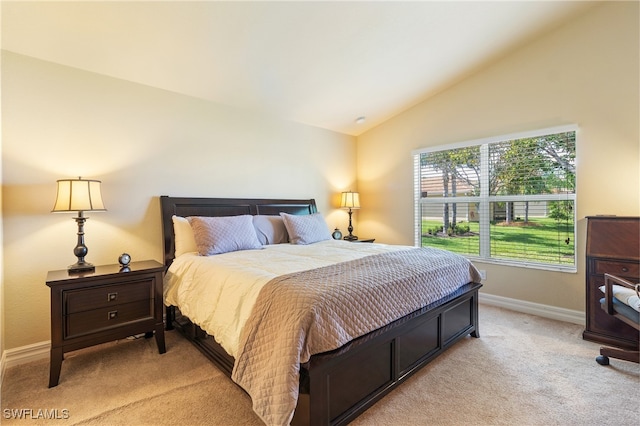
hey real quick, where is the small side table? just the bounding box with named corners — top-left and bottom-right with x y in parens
top-left (46, 260), bottom-right (166, 387)
top-left (348, 238), bottom-right (376, 243)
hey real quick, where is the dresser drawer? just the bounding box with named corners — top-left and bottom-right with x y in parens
top-left (593, 260), bottom-right (639, 278)
top-left (65, 299), bottom-right (153, 338)
top-left (64, 279), bottom-right (153, 314)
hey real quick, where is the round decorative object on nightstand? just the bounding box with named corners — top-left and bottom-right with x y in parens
top-left (118, 253), bottom-right (131, 267)
top-left (332, 228), bottom-right (343, 240)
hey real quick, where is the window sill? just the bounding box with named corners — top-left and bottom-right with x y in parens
top-left (466, 256), bottom-right (577, 274)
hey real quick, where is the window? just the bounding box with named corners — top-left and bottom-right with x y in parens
top-left (413, 125), bottom-right (577, 271)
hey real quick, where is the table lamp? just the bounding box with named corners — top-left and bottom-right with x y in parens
top-left (340, 191), bottom-right (360, 241)
top-left (52, 177), bottom-right (106, 273)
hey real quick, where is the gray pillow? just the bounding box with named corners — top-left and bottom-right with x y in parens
top-left (188, 215), bottom-right (262, 255)
top-left (253, 215), bottom-right (289, 245)
top-left (280, 212), bottom-right (331, 245)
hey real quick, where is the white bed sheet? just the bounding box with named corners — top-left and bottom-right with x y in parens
top-left (164, 239), bottom-right (411, 357)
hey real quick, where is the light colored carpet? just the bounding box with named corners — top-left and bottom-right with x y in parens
top-left (2, 304), bottom-right (638, 425)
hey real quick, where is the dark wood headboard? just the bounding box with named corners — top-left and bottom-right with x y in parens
top-left (159, 196), bottom-right (317, 267)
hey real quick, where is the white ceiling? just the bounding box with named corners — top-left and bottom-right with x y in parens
top-left (1, 1), bottom-right (594, 136)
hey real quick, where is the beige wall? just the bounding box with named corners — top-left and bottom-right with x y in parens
top-left (356, 2), bottom-right (639, 312)
top-left (0, 38), bottom-right (4, 361)
top-left (1, 52), bottom-right (356, 349)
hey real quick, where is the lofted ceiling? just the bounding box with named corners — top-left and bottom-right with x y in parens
top-left (1, 1), bottom-right (594, 136)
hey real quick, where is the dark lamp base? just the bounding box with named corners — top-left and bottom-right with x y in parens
top-left (343, 235), bottom-right (358, 241)
top-left (68, 262), bottom-right (95, 274)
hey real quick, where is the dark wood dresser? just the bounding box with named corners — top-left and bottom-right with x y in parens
top-left (46, 260), bottom-right (166, 387)
top-left (583, 216), bottom-right (639, 350)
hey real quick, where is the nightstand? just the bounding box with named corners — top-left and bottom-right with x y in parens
top-left (46, 260), bottom-right (166, 387)
top-left (348, 238), bottom-right (375, 243)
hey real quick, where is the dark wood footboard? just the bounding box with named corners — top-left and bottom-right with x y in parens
top-left (166, 281), bottom-right (481, 426)
top-left (296, 282), bottom-right (480, 426)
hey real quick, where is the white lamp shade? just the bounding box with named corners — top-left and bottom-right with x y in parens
top-left (340, 191), bottom-right (360, 209)
top-left (52, 178), bottom-right (106, 212)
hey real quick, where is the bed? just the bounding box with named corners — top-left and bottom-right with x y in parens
top-left (160, 196), bottom-right (482, 426)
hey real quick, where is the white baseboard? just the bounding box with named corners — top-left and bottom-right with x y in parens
top-left (1, 340), bottom-right (50, 380)
top-left (480, 292), bottom-right (585, 326)
top-left (0, 296), bottom-right (584, 373)
top-left (0, 350), bottom-right (5, 385)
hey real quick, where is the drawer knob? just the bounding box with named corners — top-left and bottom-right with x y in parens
top-left (108, 292), bottom-right (118, 302)
top-left (108, 310), bottom-right (118, 320)
top-left (621, 267), bottom-right (629, 273)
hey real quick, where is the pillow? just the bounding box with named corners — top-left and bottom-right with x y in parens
top-left (172, 215), bottom-right (198, 257)
top-left (280, 212), bottom-right (331, 245)
top-left (253, 215), bottom-right (289, 245)
top-left (600, 284), bottom-right (640, 313)
top-left (188, 215), bottom-right (262, 255)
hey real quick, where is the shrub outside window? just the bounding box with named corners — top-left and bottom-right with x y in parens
top-left (413, 125), bottom-right (577, 271)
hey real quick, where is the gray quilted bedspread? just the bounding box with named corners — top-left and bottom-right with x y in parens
top-left (231, 247), bottom-right (481, 426)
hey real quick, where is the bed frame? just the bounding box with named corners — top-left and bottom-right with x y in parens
top-left (160, 195), bottom-right (481, 426)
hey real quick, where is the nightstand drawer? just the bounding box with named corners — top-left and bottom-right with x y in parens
top-left (593, 260), bottom-right (639, 278)
top-left (64, 279), bottom-right (153, 314)
top-left (65, 299), bottom-right (153, 338)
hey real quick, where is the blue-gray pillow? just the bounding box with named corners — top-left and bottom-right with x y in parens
top-left (280, 212), bottom-right (331, 245)
top-left (188, 215), bottom-right (262, 255)
top-left (253, 215), bottom-right (289, 245)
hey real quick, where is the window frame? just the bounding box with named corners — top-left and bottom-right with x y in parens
top-left (413, 124), bottom-right (578, 273)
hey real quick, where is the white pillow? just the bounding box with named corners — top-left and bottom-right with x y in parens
top-left (280, 212), bottom-right (331, 245)
top-left (599, 284), bottom-right (640, 313)
top-left (188, 215), bottom-right (262, 255)
top-left (253, 215), bottom-right (289, 245)
top-left (172, 215), bottom-right (198, 257)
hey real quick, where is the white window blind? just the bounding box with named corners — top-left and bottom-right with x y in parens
top-left (413, 125), bottom-right (577, 271)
